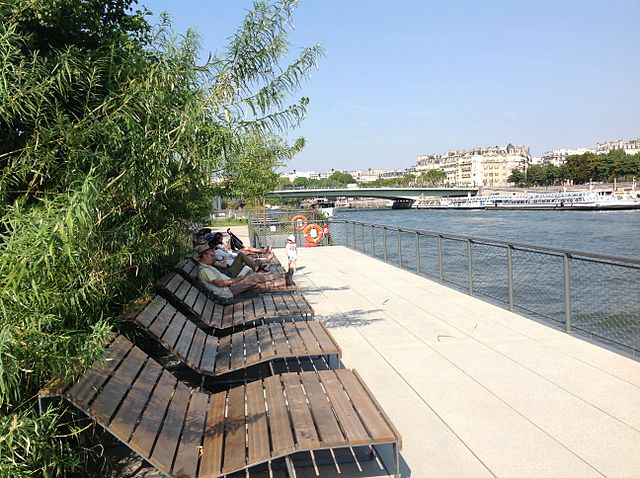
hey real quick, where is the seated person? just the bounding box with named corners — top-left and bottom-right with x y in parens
top-left (192, 227), bottom-right (212, 248)
top-left (210, 232), bottom-right (273, 258)
top-left (212, 246), bottom-right (261, 278)
top-left (196, 245), bottom-right (291, 298)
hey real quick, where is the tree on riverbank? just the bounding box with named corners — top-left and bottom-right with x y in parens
top-left (0, 0), bottom-right (319, 475)
top-left (509, 151), bottom-right (639, 187)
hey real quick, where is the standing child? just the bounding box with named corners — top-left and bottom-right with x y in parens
top-left (286, 234), bottom-right (298, 275)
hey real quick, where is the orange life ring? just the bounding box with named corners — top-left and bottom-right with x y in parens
top-left (291, 214), bottom-right (308, 231)
top-left (303, 223), bottom-right (324, 244)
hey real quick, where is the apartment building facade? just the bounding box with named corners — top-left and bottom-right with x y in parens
top-left (416, 144), bottom-right (530, 187)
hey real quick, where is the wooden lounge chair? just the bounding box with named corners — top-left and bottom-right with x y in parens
top-left (156, 273), bottom-right (313, 332)
top-left (175, 256), bottom-right (296, 292)
top-left (126, 297), bottom-right (341, 377)
top-left (47, 335), bottom-right (402, 478)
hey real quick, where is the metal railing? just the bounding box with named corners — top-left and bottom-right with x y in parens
top-left (248, 217), bottom-right (640, 357)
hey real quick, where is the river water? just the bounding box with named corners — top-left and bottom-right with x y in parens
top-left (334, 208), bottom-right (640, 259)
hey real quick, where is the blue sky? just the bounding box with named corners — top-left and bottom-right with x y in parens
top-left (139, 0), bottom-right (640, 172)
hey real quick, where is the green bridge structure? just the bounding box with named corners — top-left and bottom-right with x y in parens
top-left (266, 186), bottom-right (479, 208)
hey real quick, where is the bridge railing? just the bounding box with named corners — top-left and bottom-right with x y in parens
top-left (249, 217), bottom-right (640, 357)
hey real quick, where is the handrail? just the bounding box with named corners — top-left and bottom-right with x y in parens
top-left (332, 219), bottom-right (640, 266)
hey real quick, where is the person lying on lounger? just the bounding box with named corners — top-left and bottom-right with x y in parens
top-left (196, 244), bottom-right (292, 298)
top-left (209, 231), bottom-right (273, 257)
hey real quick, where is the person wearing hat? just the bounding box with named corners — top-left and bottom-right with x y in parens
top-left (286, 234), bottom-right (298, 275)
top-left (195, 244), bottom-right (290, 298)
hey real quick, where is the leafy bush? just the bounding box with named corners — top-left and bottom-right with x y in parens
top-left (0, 0), bottom-right (319, 475)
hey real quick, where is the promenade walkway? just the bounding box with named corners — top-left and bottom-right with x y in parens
top-left (277, 245), bottom-right (640, 478)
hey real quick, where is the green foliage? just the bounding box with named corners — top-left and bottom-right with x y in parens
top-left (0, 0), bottom-right (320, 475)
top-left (509, 152), bottom-right (640, 187)
top-left (328, 171), bottom-right (355, 185)
top-left (217, 135), bottom-right (305, 202)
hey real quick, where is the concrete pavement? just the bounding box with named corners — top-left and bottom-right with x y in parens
top-left (277, 245), bottom-right (640, 478)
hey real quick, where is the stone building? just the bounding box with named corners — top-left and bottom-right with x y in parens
top-left (416, 144), bottom-right (530, 187)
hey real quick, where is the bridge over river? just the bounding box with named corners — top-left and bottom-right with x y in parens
top-left (266, 187), bottom-right (478, 208)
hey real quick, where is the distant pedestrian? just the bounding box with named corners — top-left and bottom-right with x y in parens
top-left (286, 234), bottom-right (298, 275)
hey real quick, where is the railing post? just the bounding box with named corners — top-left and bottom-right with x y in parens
top-left (383, 227), bottom-right (388, 262)
top-left (353, 222), bottom-right (356, 250)
top-left (467, 239), bottom-right (474, 295)
top-left (397, 229), bottom-right (402, 267)
top-left (371, 224), bottom-right (375, 256)
top-left (361, 223), bottom-right (365, 253)
top-left (438, 235), bottom-right (444, 283)
top-left (507, 245), bottom-right (514, 310)
top-left (416, 232), bottom-right (421, 274)
top-left (345, 221), bottom-right (349, 247)
top-left (563, 253), bottom-right (572, 333)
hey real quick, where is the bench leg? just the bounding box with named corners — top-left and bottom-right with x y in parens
top-left (328, 353), bottom-right (340, 369)
top-left (284, 456), bottom-right (297, 478)
top-left (373, 442), bottom-right (401, 478)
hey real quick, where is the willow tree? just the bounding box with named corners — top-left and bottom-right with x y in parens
top-left (0, 0), bottom-right (320, 475)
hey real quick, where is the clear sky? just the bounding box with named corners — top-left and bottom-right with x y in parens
top-left (139, 0), bottom-right (639, 172)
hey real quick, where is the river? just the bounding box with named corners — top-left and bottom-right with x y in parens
top-left (333, 208), bottom-right (640, 259)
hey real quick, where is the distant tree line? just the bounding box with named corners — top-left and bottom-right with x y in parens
top-left (508, 151), bottom-right (640, 187)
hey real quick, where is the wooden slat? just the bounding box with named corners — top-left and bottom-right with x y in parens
top-left (161, 310), bottom-right (184, 349)
top-left (299, 372), bottom-right (346, 447)
top-left (90, 347), bottom-right (147, 424)
top-left (210, 303), bottom-right (224, 328)
top-left (263, 295), bottom-right (277, 316)
top-left (283, 322), bottom-right (305, 355)
top-left (150, 382), bottom-right (192, 473)
top-left (246, 379), bottom-right (270, 465)
top-left (191, 292), bottom-right (207, 316)
top-left (214, 335), bottom-right (232, 375)
top-left (199, 336), bottom-right (218, 375)
top-left (164, 273), bottom-right (183, 294)
top-left (264, 375), bottom-right (295, 456)
top-left (294, 322), bottom-right (323, 355)
top-left (174, 319), bottom-right (197, 360)
top-left (183, 285), bottom-right (200, 310)
top-left (282, 373), bottom-right (320, 450)
top-left (246, 298), bottom-right (258, 323)
top-left (148, 304), bottom-right (172, 339)
top-left (254, 296), bottom-right (267, 318)
top-left (317, 371), bottom-right (370, 446)
top-left (199, 392), bottom-right (226, 478)
top-left (274, 294), bottom-right (290, 314)
top-left (270, 322), bottom-right (289, 356)
top-left (291, 294), bottom-right (311, 315)
top-left (232, 301), bottom-right (244, 327)
top-left (227, 331), bottom-right (247, 373)
top-left (222, 385), bottom-right (247, 474)
top-left (110, 360), bottom-right (163, 441)
top-left (187, 328), bottom-right (206, 372)
top-left (129, 371), bottom-right (178, 459)
top-left (335, 369), bottom-right (397, 443)
top-left (201, 297), bottom-right (216, 327)
top-left (257, 325), bottom-right (276, 361)
top-left (243, 327), bottom-right (261, 367)
top-left (66, 336), bottom-right (132, 409)
top-left (171, 390), bottom-right (209, 478)
top-left (306, 321), bottom-right (341, 356)
top-left (175, 278), bottom-right (192, 301)
top-left (136, 298), bottom-right (165, 328)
